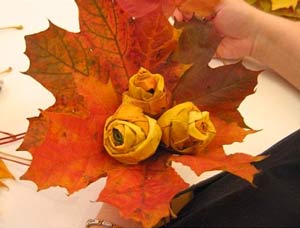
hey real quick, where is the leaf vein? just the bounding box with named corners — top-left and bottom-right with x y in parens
top-left (93, 0), bottom-right (129, 78)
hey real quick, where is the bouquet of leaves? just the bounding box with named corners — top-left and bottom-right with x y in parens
top-left (4, 0), bottom-right (292, 227)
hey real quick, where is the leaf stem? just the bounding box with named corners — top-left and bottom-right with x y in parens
top-left (0, 25), bottom-right (23, 30)
top-left (0, 67), bottom-right (12, 75)
top-left (0, 131), bottom-right (25, 145)
top-left (0, 151), bottom-right (31, 166)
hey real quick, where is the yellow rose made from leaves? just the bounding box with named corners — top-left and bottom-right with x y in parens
top-left (104, 103), bottom-right (162, 164)
top-left (122, 67), bottom-right (171, 117)
top-left (158, 102), bottom-right (216, 154)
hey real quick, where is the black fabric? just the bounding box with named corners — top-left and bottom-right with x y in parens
top-left (164, 129), bottom-right (300, 227)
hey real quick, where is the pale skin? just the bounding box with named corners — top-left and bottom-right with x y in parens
top-left (213, 0), bottom-right (300, 91)
top-left (91, 1), bottom-right (300, 227)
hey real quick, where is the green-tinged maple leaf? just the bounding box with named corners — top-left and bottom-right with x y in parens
top-left (170, 18), bottom-right (263, 185)
top-left (21, 0), bottom-right (264, 227)
top-left (0, 160), bottom-right (14, 188)
top-left (172, 18), bottom-right (221, 65)
top-left (173, 19), bottom-right (258, 128)
top-left (174, 62), bottom-right (259, 127)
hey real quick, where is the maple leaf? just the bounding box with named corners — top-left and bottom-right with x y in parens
top-left (0, 160), bottom-right (14, 188)
top-left (246, 0), bottom-right (300, 20)
top-left (21, 0), bottom-right (264, 227)
top-left (99, 155), bottom-right (188, 227)
top-left (117, 0), bottom-right (220, 18)
top-left (20, 0), bottom-right (186, 226)
top-left (171, 117), bottom-right (266, 184)
top-left (126, 7), bottom-right (185, 85)
top-left (116, 0), bottom-right (161, 18)
top-left (173, 18), bottom-right (258, 128)
top-left (246, 0), bottom-right (299, 10)
top-left (174, 62), bottom-right (259, 127)
top-left (178, 0), bottom-right (220, 17)
top-left (169, 18), bottom-right (264, 184)
top-left (20, 111), bottom-right (119, 193)
top-left (271, 0), bottom-right (298, 10)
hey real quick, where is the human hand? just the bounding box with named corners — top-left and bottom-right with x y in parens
top-left (213, 0), bottom-right (261, 59)
top-left (174, 0), bottom-right (262, 60)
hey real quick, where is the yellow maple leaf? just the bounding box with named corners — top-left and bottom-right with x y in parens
top-left (0, 159), bottom-right (14, 188)
top-left (271, 0), bottom-right (298, 10)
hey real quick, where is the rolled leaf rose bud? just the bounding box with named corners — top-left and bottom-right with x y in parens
top-left (122, 67), bottom-right (171, 117)
top-left (157, 102), bottom-right (216, 154)
top-left (103, 103), bottom-right (162, 165)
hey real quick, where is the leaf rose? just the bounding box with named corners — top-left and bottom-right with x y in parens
top-left (122, 67), bottom-right (171, 116)
top-left (157, 102), bottom-right (216, 154)
top-left (104, 103), bottom-right (162, 164)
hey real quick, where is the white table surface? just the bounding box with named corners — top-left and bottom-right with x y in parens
top-left (0, 1), bottom-right (300, 228)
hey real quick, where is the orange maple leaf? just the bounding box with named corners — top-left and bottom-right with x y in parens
top-left (20, 1), bottom-right (187, 226)
top-left (99, 155), bottom-right (188, 227)
top-left (20, 0), bottom-right (264, 227)
top-left (171, 117), bottom-right (266, 184)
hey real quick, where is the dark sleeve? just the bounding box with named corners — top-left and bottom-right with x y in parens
top-left (164, 129), bottom-right (300, 227)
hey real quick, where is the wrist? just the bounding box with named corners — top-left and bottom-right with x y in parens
top-left (250, 12), bottom-right (300, 90)
top-left (250, 10), bottom-right (293, 62)
top-left (248, 8), bottom-right (266, 60)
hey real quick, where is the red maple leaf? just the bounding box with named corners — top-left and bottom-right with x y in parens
top-left (20, 1), bottom-right (264, 227)
top-left (117, 0), bottom-right (220, 18)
